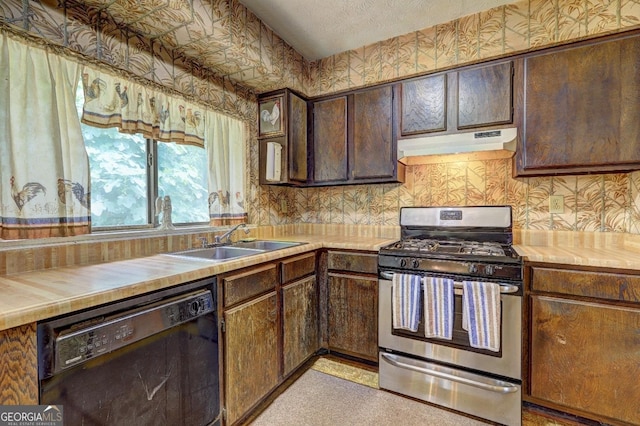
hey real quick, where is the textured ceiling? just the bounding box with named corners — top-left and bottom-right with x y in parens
top-left (239, 0), bottom-right (516, 60)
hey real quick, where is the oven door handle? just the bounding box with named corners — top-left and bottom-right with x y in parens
top-left (379, 271), bottom-right (519, 294)
top-left (380, 352), bottom-right (519, 394)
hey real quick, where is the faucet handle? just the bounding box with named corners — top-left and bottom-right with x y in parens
top-left (198, 237), bottom-right (209, 248)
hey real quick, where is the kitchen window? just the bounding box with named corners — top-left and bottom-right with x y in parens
top-left (75, 85), bottom-right (209, 229)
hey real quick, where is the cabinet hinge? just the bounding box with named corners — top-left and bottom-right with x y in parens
top-left (222, 407), bottom-right (227, 421)
top-left (220, 319), bottom-right (226, 333)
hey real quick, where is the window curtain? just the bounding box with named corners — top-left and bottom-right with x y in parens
top-left (0, 33), bottom-right (90, 240)
top-left (205, 111), bottom-right (247, 226)
top-left (80, 67), bottom-right (206, 147)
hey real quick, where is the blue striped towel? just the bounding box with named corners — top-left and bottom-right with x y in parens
top-left (462, 281), bottom-right (501, 352)
top-left (392, 273), bottom-right (422, 332)
top-left (423, 277), bottom-right (454, 339)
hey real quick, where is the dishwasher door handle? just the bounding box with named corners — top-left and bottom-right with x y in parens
top-left (381, 352), bottom-right (519, 394)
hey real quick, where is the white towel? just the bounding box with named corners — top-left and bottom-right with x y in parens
top-left (462, 281), bottom-right (501, 352)
top-left (392, 273), bottom-right (421, 332)
top-left (422, 276), bottom-right (454, 339)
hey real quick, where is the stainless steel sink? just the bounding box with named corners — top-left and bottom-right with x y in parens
top-left (168, 246), bottom-right (264, 261)
top-left (233, 240), bottom-right (304, 250)
top-left (166, 240), bottom-right (304, 261)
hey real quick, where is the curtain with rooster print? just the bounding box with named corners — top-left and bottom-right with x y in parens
top-left (205, 111), bottom-right (247, 226)
top-left (80, 67), bottom-right (206, 147)
top-left (0, 34), bottom-right (90, 239)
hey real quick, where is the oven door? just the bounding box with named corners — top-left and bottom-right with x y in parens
top-left (378, 274), bottom-right (521, 380)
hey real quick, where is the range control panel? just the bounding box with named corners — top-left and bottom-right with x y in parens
top-left (54, 290), bottom-right (214, 373)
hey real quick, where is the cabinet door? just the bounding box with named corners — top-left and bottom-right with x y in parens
top-left (282, 276), bottom-right (319, 376)
top-left (400, 74), bottom-right (447, 135)
top-left (327, 273), bottom-right (378, 361)
top-left (456, 61), bottom-right (513, 129)
top-left (224, 292), bottom-right (279, 425)
top-left (313, 96), bottom-right (348, 183)
top-left (519, 36), bottom-right (640, 174)
top-left (530, 295), bottom-right (640, 425)
top-left (352, 86), bottom-right (395, 180)
top-left (288, 92), bottom-right (308, 182)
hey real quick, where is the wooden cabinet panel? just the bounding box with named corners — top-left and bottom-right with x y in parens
top-left (400, 74), bottom-right (447, 135)
top-left (224, 292), bottom-right (279, 425)
top-left (0, 323), bottom-right (38, 404)
top-left (531, 266), bottom-right (640, 302)
top-left (288, 92), bottom-right (308, 182)
top-left (327, 273), bottom-right (378, 361)
top-left (222, 263), bottom-right (277, 307)
top-left (313, 96), bottom-right (348, 183)
top-left (282, 276), bottom-right (319, 376)
top-left (281, 252), bottom-right (315, 284)
top-left (457, 61), bottom-right (513, 129)
top-left (352, 86), bottom-right (395, 180)
top-left (530, 295), bottom-right (640, 425)
top-left (327, 251), bottom-right (378, 274)
top-left (518, 34), bottom-right (640, 175)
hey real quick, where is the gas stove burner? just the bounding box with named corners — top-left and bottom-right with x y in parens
top-left (387, 239), bottom-right (507, 257)
top-left (459, 242), bottom-right (505, 257)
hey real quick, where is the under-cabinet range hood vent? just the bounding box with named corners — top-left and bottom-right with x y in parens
top-left (397, 128), bottom-right (517, 161)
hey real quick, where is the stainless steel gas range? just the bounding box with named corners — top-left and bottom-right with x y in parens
top-left (378, 206), bottom-right (523, 426)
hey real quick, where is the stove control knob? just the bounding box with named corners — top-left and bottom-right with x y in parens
top-left (400, 259), bottom-right (407, 268)
top-left (468, 263), bottom-right (478, 274)
top-left (485, 265), bottom-right (495, 276)
top-left (412, 259), bottom-right (420, 268)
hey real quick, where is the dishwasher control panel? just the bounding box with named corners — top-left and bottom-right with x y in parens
top-left (54, 289), bottom-right (214, 372)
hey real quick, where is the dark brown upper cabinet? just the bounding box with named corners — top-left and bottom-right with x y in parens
top-left (515, 32), bottom-right (640, 176)
top-left (258, 88), bottom-right (308, 185)
top-left (398, 60), bottom-right (514, 138)
top-left (311, 85), bottom-right (404, 186)
top-left (312, 96), bottom-right (348, 183)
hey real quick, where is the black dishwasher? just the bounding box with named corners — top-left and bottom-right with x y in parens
top-left (38, 277), bottom-right (220, 426)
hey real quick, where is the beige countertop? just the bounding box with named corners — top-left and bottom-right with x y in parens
top-left (2, 229), bottom-right (640, 332)
top-left (0, 235), bottom-right (394, 331)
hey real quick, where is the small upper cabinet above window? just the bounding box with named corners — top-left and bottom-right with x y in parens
top-left (398, 60), bottom-right (514, 138)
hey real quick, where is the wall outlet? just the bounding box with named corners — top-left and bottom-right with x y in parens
top-left (280, 198), bottom-right (288, 213)
top-left (549, 195), bottom-right (564, 214)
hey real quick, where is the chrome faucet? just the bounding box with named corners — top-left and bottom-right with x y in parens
top-left (214, 223), bottom-right (250, 245)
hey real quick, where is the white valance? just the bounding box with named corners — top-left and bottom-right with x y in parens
top-left (80, 67), bottom-right (206, 147)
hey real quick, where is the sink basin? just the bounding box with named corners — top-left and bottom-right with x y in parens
top-left (233, 240), bottom-right (304, 250)
top-left (168, 246), bottom-right (264, 261)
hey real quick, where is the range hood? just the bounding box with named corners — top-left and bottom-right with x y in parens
top-left (397, 128), bottom-right (517, 161)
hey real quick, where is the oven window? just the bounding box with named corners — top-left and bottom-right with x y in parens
top-left (40, 315), bottom-right (219, 426)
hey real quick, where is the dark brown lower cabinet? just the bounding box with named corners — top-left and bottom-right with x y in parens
top-left (224, 291), bottom-right (279, 425)
top-left (282, 275), bottom-right (318, 376)
top-left (221, 252), bottom-right (318, 425)
top-left (527, 264), bottom-right (640, 425)
top-left (327, 272), bottom-right (378, 361)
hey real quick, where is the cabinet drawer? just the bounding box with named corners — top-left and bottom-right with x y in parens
top-left (281, 252), bottom-right (316, 284)
top-left (327, 251), bottom-right (377, 274)
top-left (531, 266), bottom-right (640, 303)
top-left (223, 263), bottom-right (278, 307)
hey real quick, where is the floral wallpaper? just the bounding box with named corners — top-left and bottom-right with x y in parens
top-left (3, 0), bottom-right (640, 235)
